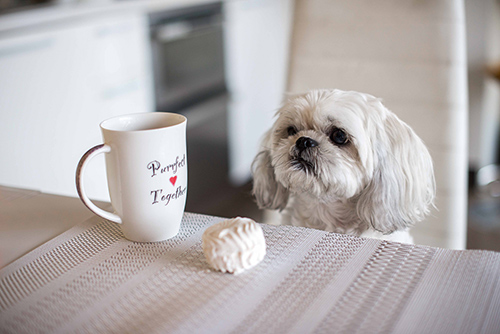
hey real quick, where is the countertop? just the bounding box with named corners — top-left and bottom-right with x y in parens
top-left (0, 0), bottom-right (221, 35)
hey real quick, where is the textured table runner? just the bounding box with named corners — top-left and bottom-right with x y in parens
top-left (1, 213), bottom-right (499, 334)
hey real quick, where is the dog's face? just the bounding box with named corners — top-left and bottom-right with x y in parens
top-left (252, 89), bottom-right (435, 234)
top-left (269, 90), bottom-right (375, 201)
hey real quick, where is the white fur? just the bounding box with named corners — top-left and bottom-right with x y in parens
top-left (252, 89), bottom-right (435, 243)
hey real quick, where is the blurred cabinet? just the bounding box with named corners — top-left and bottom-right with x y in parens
top-left (0, 0), bottom-right (293, 200)
top-left (223, 0), bottom-right (294, 184)
top-left (0, 11), bottom-right (153, 200)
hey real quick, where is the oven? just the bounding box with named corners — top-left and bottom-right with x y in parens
top-left (149, 3), bottom-right (226, 112)
top-left (149, 3), bottom-right (230, 215)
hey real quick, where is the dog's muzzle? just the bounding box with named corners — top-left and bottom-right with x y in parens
top-left (295, 137), bottom-right (318, 152)
top-left (291, 136), bottom-right (318, 174)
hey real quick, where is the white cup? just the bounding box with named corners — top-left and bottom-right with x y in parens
top-left (76, 112), bottom-right (187, 242)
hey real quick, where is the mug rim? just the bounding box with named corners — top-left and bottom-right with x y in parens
top-left (100, 112), bottom-right (186, 133)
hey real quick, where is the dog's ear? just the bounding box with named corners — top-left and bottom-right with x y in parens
top-left (356, 113), bottom-right (436, 234)
top-left (251, 132), bottom-right (289, 211)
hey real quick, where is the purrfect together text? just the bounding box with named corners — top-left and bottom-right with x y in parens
top-left (147, 155), bottom-right (186, 177)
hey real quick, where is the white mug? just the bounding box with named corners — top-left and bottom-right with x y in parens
top-left (76, 112), bottom-right (187, 242)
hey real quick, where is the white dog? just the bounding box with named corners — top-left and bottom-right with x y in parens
top-left (252, 89), bottom-right (435, 243)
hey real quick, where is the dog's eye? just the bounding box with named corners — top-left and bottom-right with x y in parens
top-left (287, 126), bottom-right (297, 137)
top-left (330, 128), bottom-right (348, 145)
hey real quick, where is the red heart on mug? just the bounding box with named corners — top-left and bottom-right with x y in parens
top-left (169, 176), bottom-right (177, 186)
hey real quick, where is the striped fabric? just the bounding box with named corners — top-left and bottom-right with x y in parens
top-left (1, 213), bottom-right (499, 333)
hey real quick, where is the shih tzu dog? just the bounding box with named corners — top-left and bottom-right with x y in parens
top-left (252, 89), bottom-right (435, 243)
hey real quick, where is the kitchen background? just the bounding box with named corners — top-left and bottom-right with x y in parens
top-left (0, 0), bottom-right (499, 251)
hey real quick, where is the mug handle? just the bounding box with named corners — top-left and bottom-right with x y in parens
top-left (76, 144), bottom-right (122, 224)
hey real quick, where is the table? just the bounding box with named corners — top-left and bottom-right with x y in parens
top-left (1, 187), bottom-right (499, 333)
top-left (0, 186), bottom-right (107, 266)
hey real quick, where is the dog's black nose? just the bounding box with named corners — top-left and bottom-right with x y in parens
top-left (295, 137), bottom-right (318, 151)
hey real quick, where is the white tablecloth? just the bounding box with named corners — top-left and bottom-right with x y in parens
top-left (1, 213), bottom-right (499, 333)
